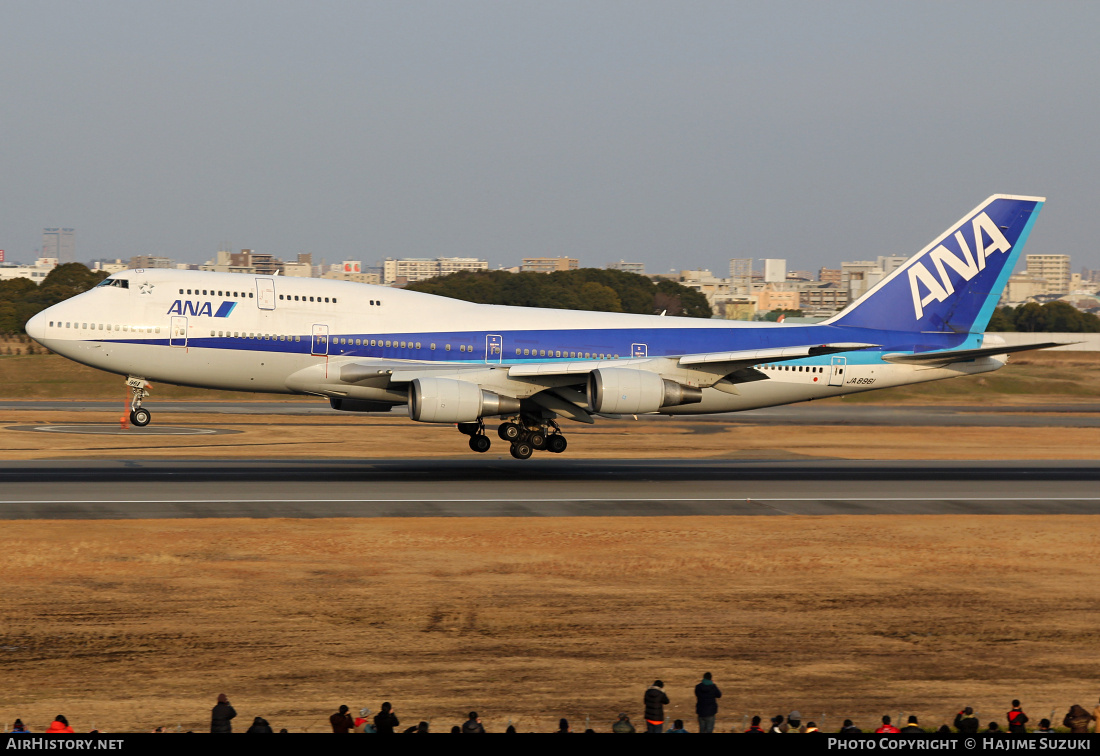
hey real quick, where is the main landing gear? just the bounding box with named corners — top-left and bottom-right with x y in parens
top-left (457, 417), bottom-right (568, 459)
top-left (127, 377), bottom-right (152, 427)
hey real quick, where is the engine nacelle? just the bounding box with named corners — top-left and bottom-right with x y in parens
top-left (408, 377), bottom-right (521, 423)
top-left (586, 368), bottom-right (703, 414)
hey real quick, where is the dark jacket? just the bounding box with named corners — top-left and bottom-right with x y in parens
top-left (644, 686), bottom-right (670, 723)
top-left (330, 711), bottom-right (354, 734)
top-left (954, 712), bottom-right (979, 734)
top-left (374, 711), bottom-right (400, 735)
top-left (1063, 705), bottom-right (1094, 734)
top-left (694, 680), bottom-right (722, 717)
top-left (211, 703), bottom-right (237, 734)
top-left (1007, 708), bottom-right (1029, 734)
top-left (462, 718), bottom-right (486, 734)
top-left (246, 717), bottom-right (273, 734)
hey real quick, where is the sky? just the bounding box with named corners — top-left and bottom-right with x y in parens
top-left (2, 1), bottom-right (1098, 275)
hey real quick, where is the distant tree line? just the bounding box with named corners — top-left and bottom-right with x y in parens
top-left (0, 264), bottom-right (108, 334)
top-left (405, 269), bottom-right (713, 318)
top-left (988, 302), bottom-right (1100, 332)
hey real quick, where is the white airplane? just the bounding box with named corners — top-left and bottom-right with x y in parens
top-left (27, 195), bottom-right (1060, 459)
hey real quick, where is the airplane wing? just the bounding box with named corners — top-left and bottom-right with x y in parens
top-left (882, 341), bottom-right (1073, 365)
top-left (506, 342), bottom-right (879, 377)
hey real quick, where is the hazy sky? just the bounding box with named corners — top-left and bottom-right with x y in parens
top-left (2, 1), bottom-right (1098, 275)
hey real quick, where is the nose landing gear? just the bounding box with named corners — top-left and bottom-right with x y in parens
top-left (126, 377), bottom-right (152, 427)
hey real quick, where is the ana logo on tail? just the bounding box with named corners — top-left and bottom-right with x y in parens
top-left (908, 212), bottom-right (1011, 320)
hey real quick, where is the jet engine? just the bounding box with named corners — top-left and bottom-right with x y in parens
top-left (408, 377), bottom-right (521, 423)
top-left (586, 368), bottom-right (702, 414)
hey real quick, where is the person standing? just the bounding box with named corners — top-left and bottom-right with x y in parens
top-left (644, 680), bottom-right (670, 734)
top-left (693, 672), bottom-right (722, 734)
top-left (211, 694), bottom-right (236, 734)
top-left (462, 711), bottom-right (486, 734)
top-left (1006, 700), bottom-right (1029, 734)
top-left (374, 702), bottom-right (400, 734)
top-left (330, 705), bottom-right (354, 734)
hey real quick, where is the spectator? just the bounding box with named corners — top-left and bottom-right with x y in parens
top-left (612, 713), bottom-right (636, 734)
top-left (784, 710), bottom-right (803, 733)
top-left (414, 721), bottom-right (430, 734)
top-left (805, 721), bottom-right (824, 734)
top-left (211, 694), bottom-right (236, 734)
top-left (643, 680), bottom-right (670, 734)
top-left (667, 719), bottom-right (688, 733)
top-left (1063, 705), bottom-right (1094, 734)
top-left (330, 705), bottom-right (354, 734)
top-left (554, 718), bottom-right (571, 734)
top-left (900, 715), bottom-right (923, 734)
top-left (354, 708), bottom-right (375, 734)
top-left (839, 719), bottom-right (862, 734)
top-left (45, 716), bottom-right (74, 734)
top-left (954, 707), bottom-right (979, 734)
top-left (1035, 719), bottom-right (1055, 734)
top-left (984, 721), bottom-right (1004, 735)
top-left (462, 711), bottom-right (486, 734)
top-left (694, 671), bottom-right (722, 734)
top-left (768, 715), bottom-right (785, 733)
top-left (744, 716), bottom-right (766, 734)
top-left (9, 720), bottom-right (30, 733)
top-left (505, 725), bottom-right (517, 733)
top-left (875, 715), bottom-right (900, 734)
top-left (936, 725), bottom-right (952, 734)
top-left (1007, 700), bottom-right (1029, 734)
top-left (246, 716), bottom-right (273, 734)
top-left (374, 702), bottom-right (399, 735)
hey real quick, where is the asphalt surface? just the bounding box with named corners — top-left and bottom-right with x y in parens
top-left (0, 459), bottom-right (1097, 519)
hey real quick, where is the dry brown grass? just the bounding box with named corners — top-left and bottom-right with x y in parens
top-left (2, 410), bottom-right (1099, 460)
top-left (2, 516), bottom-right (1098, 733)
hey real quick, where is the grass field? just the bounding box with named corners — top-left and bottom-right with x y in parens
top-left (2, 516), bottom-right (1098, 733)
top-left (1, 348), bottom-right (1099, 403)
top-left (2, 347), bottom-right (1098, 734)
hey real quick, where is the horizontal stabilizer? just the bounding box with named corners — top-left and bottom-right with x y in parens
top-left (882, 342), bottom-right (1073, 365)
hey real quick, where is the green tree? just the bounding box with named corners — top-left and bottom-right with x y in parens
top-left (407, 268), bottom-right (713, 318)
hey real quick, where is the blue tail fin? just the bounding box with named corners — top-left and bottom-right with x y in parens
top-left (825, 195), bottom-right (1044, 334)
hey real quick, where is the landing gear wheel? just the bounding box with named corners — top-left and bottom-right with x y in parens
top-left (509, 441), bottom-right (533, 460)
top-left (468, 434), bottom-right (491, 453)
top-left (130, 408), bottom-right (151, 427)
top-left (547, 434), bottom-right (567, 454)
top-left (498, 422), bottom-right (521, 441)
top-left (528, 431), bottom-right (547, 450)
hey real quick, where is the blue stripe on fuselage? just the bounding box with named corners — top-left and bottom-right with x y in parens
top-left (96, 323), bottom-right (971, 363)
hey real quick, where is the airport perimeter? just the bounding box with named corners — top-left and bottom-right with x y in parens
top-left (2, 352), bottom-right (1099, 733)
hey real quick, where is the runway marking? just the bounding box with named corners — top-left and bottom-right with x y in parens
top-left (2, 497), bottom-right (1100, 505)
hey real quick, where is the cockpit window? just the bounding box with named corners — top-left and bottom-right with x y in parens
top-left (97, 278), bottom-right (129, 289)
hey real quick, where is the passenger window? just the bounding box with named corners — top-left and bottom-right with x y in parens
top-left (415, 342), bottom-right (421, 349)
top-left (430, 343), bottom-right (436, 350)
top-left (445, 344), bottom-right (451, 351)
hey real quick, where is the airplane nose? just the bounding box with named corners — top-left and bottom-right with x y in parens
top-left (25, 311), bottom-right (47, 343)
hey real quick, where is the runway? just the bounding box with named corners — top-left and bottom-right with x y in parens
top-left (4, 400), bottom-right (1100, 426)
top-left (1, 459), bottom-right (1097, 519)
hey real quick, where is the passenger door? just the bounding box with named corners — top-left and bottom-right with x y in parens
top-left (829, 356), bottom-right (847, 387)
top-left (256, 278), bottom-right (276, 310)
top-left (170, 316), bottom-right (188, 347)
top-left (485, 334), bottom-right (502, 364)
top-left (311, 324), bottom-right (329, 356)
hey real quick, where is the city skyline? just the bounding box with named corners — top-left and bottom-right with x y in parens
top-left (2, 4), bottom-right (1099, 273)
